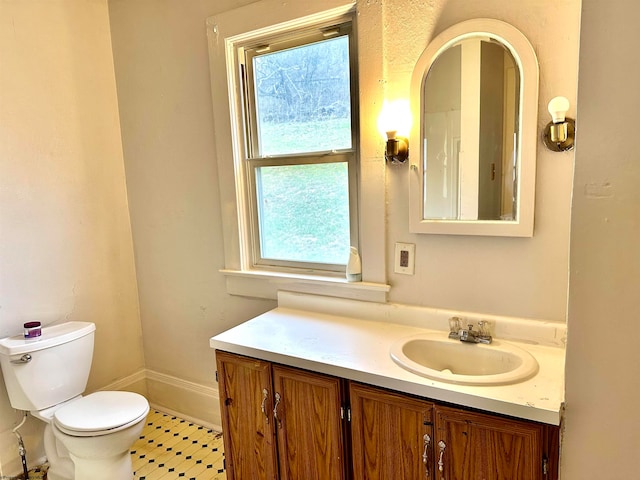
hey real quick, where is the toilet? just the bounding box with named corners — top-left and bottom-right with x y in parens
top-left (0, 322), bottom-right (149, 480)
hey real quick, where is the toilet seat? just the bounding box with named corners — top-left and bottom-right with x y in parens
top-left (53, 391), bottom-right (149, 437)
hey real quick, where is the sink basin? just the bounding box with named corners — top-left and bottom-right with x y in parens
top-left (390, 333), bottom-right (538, 385)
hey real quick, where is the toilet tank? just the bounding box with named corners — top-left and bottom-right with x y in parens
top-left (0, 322), bottom-right (96, 411)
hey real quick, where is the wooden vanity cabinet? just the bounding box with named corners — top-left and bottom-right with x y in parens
top-left (215, 351), bottom-right (278, 480)
top-left (349, 382), bottom-right (435, 479)
top-left (272, 364), bottom-right (347, 480)
top-left (349, 384), bottom-right (559, 480)
top-left (216, 351), bottom-right (559, 480)
top-left (433, 405), bottom-right (557, 480)
top-left (216, 351), bottom-right (347, 480)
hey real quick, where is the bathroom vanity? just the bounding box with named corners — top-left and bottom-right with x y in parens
top-left (210, 293), bottom-right (565, 480)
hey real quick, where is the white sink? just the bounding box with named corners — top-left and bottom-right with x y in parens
top-left (390, 333), bottom-right (539, 385)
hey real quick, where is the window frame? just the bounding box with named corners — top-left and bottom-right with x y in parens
top-left (236, 18), bottom-right (360, 275)
top-left (206, 0), bottom-right (389, 302)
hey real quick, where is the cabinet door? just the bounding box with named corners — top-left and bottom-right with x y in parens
top-left (434, 405), bottom-right (545, 480)
top-left (350, 382), bottom-right (435, 480)
top-left (272, 365), bottom-right (347, 480)
top-left (216, 351), bottom-right (278, 480)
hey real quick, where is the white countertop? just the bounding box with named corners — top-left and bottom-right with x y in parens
top-left (210, 304), bottom-right (565, 425)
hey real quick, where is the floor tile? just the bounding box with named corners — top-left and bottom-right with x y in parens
top-left (131, 410), bottom-right (225, 480)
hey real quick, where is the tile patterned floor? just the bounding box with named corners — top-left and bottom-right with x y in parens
top-left (7, 410), bottom-right (223, 479)
top-left (131, 410), bottom-right (226, 480)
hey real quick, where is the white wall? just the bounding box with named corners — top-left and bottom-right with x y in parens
top-left (0, 0), bottom-right (145, 474)
top-left (562, 0), bottom-right (640, 477)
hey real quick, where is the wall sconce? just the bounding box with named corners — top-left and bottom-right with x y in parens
top-left (543, 96), bottom-right (575, 152)
top-left (378, 100), bottom-right (411, 164)
top-left (383, 130), bottom-right (409, 164)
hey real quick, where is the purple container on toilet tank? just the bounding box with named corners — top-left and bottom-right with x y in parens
top-left (23, 322), bottom-right (42, 339)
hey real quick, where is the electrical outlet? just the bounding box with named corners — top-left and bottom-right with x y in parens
top-left (394, 242), bottom-right (415, 275)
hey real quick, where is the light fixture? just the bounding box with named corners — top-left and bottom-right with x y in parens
top-left (543, 96), bottom-right (575, 152)
top-left (377, 100), bottom-right (411, 164)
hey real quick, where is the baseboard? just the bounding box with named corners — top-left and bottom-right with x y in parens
top-left (97, 368), bottom-right (148, 394)
top-left (145, 369), bottom-right (221, 430)
top-left (148, 403), bottom-right (221, 432)
top-left (98, 368), bottom-right (221, 430)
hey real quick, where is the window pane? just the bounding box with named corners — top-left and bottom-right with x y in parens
top-left (253, 36), bottom-right (352, 156)
top-left (256, 163), bottom-right (350, 264)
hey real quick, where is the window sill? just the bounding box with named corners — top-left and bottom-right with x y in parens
top-left (221, 269), bottom-right (390, 303)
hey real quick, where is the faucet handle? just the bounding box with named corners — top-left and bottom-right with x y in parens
top-left (448, 317), bottom-right (462, 339)
top-left (448, 316), bottom-right (461, 333)
top-left (477, 320), bottom-right (491, 337)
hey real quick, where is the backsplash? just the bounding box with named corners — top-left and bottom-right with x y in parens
top-left (277, 291), bottom-right (567, 348)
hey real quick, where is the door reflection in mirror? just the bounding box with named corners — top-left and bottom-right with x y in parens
top-left (422, 37), bottom-right (519, 221)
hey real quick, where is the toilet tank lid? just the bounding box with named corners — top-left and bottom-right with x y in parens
top-left (0, 322), bottom-right (96, 356)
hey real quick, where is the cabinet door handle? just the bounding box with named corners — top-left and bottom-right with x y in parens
top-left (273, 392), bottom-right (282, 428)
top-left (422, 434), bottom-right (431, 477)
top-left (261, 388), bottom-right (269, 424)
top-left (437, 440), bottom-right (446, 479)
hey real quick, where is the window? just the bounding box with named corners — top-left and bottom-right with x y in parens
top-left (207, 3), bottom-right (388, 301)
top-left (238, 21), bottom-right (358, 275)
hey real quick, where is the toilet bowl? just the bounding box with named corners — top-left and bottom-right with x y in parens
top-left (0, 322), bottom-right (150, 480)
top-left (45, 391), bottom-right (149, 480)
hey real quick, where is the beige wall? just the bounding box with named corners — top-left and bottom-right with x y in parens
top-left (562, 0), bottom-right (640, 477)
top-left (107, 0), bottom-right (276, 423)
top-left (380, 0), bottom-right (579, 321)
top-left (0, 0), bottom-right (144, 473)
top-left (106, 0), bottom-right (579, 428)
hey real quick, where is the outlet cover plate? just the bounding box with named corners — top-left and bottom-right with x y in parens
top-left (394, 242), bottom-right (415, 275)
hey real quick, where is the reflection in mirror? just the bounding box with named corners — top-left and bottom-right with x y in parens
top-left (409, 19), bottom-right (538, 237)
top-left (423, 38), bottom-right (520, 221)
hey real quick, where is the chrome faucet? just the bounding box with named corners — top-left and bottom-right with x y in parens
top-left (448, 317), bottom-right (492, 344)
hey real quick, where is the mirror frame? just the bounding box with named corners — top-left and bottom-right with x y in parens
top-left (409, 19), bottom-right (539, 237)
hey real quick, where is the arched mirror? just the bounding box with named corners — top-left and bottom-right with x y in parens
top-left (409, 19), bottom-right (538, 236)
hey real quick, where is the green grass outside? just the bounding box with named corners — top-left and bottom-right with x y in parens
top-left (255, 117), bottom-right (353, 265)
top-left (257, 161), bottom-right (350, 265)
top-left (260, 117), bottom-right (352, 156)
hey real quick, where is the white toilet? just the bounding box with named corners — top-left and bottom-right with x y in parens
top-left (0, 322), bottom-right (149, 480)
